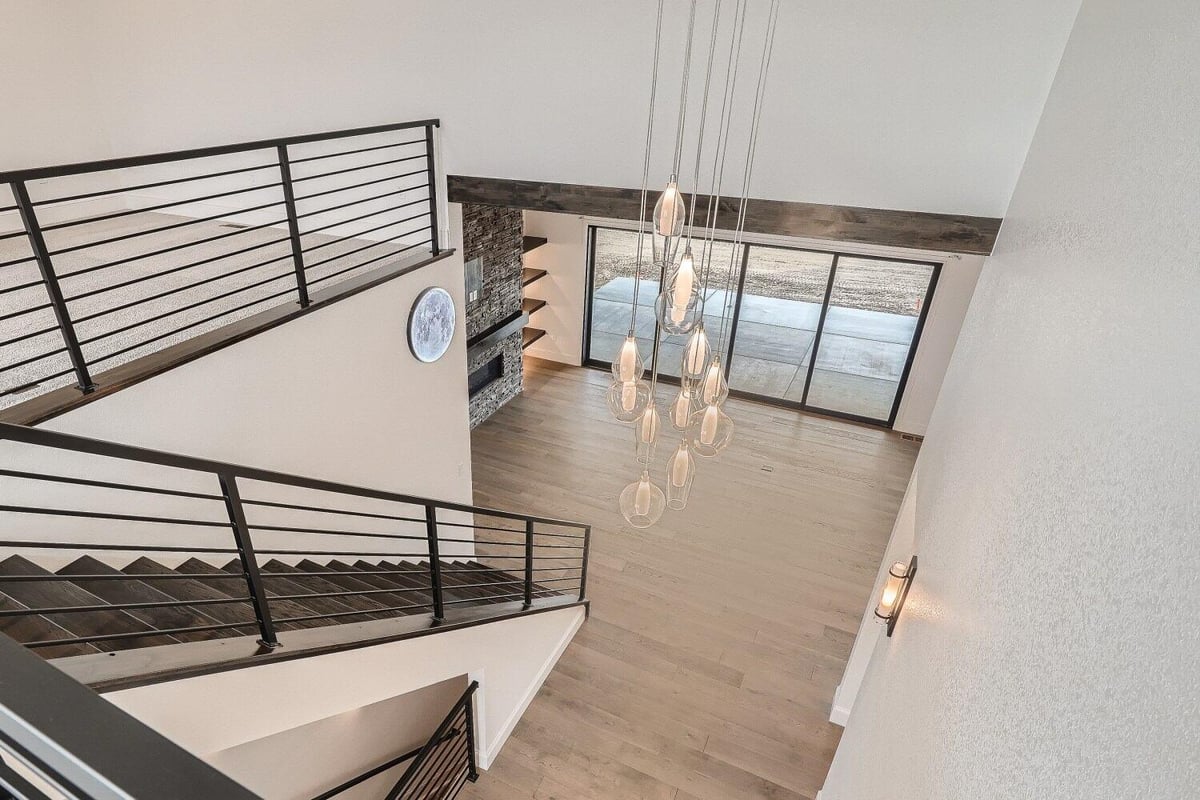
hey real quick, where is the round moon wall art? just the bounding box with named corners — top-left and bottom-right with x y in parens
top-left (407, 287), bottom-right (456, 363)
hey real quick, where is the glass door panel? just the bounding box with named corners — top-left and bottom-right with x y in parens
top-left (726, 245), bottom-right (834, 400)
top-left (804, 256), bottom-right (936, 422)
top-left (588, 227), bottom-right (658, 366)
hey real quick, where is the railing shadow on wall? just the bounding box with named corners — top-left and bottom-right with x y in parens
top-left (0, 120), bottom-right (447, 424)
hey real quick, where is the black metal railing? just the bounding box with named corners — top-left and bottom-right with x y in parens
top-left (387, 682), bottom-right (479, 800)
top-left (0, 120), bottom-right (442, 409)
top-left (0, 634), bottom-right (261, 799)
top-left (0, 422), bottom-right (590, 654)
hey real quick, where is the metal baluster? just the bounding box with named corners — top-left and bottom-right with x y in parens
top-left (424, 125), bottom-right (440, 256)
top-left (276, 145), bottom-right (311, 307)
top-left (523, 519), bottom-right (535, 609)
top-left (463, 689), bottom-right (480, 781)
top-left (578, 525), bottom-right (592, 602)
top-left (10, 181), bottom-right (95, 393)
top-left (425, 504), bottom-right (445, 622)
top-left (219, 474), bottom-right (279, 648)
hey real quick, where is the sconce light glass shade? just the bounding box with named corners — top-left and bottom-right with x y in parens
top-left (606, 378), bottom-right (651, 423)
top-left (620, 470), bottom-right (666, 528)
top-left (698, 356), bottom-right (729, 406)
top-left (873, 556), bottom-right (918, 637)
top-left (669, 386), bottom-right (698, 431)
top-left (634, 401), bottom-right (661, 465)
top-left (681, 324), bottom-right (712, 382)
top-left (665, 440), bottom-right (696, 510)
top-left (688, 403), bottom-right (733, 458)
top-left (611, 335), bottom-right (645, 383)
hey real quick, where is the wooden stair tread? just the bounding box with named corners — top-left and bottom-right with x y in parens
top-left (174, 559), bottom-right (325, 630)
top-left (0, 593), bottom-right (101, 658)
top-left (253, 560), bottom-right (389, 622)
top-left (296, 559), bottom-right (415, 613)
top-left (122, 557), bottom-right (261, 635)
top-left (0, 555), bottom-right (177, 652)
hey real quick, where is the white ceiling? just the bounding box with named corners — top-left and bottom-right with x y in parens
top-left (3, 0), bottom-right (1082, 217)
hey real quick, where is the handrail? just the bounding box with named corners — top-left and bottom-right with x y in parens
top-left (387, 681), bottom-right (479, 800)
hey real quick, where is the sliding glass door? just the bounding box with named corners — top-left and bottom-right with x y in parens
top-left (585, 226), bottom-right (939, 427)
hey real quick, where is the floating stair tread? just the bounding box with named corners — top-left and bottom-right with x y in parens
top-left (521, 267), bottom-right (547, 287)
top-left (522, 327), bottom-right (546, 349)
top-left (522, 235), bottom-right (549, 254)
top-left (123, 557), bottom-right (262, 635)
top-left (0, 555), bottom-right (177, 652)
top-left (297, 559), bottom-right (416, 613)
top-left (174, 559), bottom-right (325, 630)
top-left (0, 593), bottom-right (101, 658)
top-left (522, 297), bottom-right (547, 315)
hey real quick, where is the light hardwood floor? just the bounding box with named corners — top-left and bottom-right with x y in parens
top-left (459, 359), bottom-right (919, 800)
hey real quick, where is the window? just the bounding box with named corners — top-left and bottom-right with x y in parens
top-left (585, 226), bottom-right (939, 427)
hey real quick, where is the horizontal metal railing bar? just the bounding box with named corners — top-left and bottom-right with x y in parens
top-left (0, 468), bottom-right (225, 502)
top-left (24, 620), bottom-right (252, 649)
top-left (0, 203), bottom-right (17, 213)
top-left (261, 586), bottom-right (430, 602)
top-left (0, 301), bottom-right (52, 323)
top-left (530, 566), bottom-right (583, 572)
top-left (0, 230), bottom-right (28, 243)
top-left (263, 569), bottom-right (429, 581)
top-left (49, 197), bottom-right (286, 257)
top-left (33, 161), bottom-right (281, 207)
top-left (251, 547), bottom-right (439, 557)
top-left (0, 119), bottom-right (440, 182)
top-left (420, 519), bottom-right (519, 534)
top-left (300, 206), bottom-right (429, 255)
top-left (295, 187), bottom-right (427, 228)
top-left (40, 182), bottom-right (286, 233)
top-left (0, 423), bottom-right (592, 530)
top-left (1, 368), bottom-right (75, 396)
top-left (0, 540), bottom-right (239, 554)
top-left (290, 137), bottom-right (426, 166)
top-left (0, 595), bottom-right (253, 617)
top-left (0, 571), bottom-right (246, 583)
top-left (1, 324), bottom-right (61, 348)
top-left (439, 537), bottom-right (584, 550)
top-left (77, 268), bottom-right (296, 345)
top-left (292, 171), bottom-right (427, 204)
top-left (0, 255), bottom-right (37, 270)
top-left (65, 236), bottom-right (293, 301)
top-left (442, 591), bottom-right (557, 606)
top-left (0, 504), bottom-right (232, 528)
top-left (305, 239), bottom-right (432, 288)
top-left (248, 524), bottom-right (425, 541)
top-left (303, 223), bottom-right (430, 270)
top-left (296, 197), bottom-right (426, 237)
top-left (87, 283), bottom-right (300, 366)
top-left (272, 601), bottom-right (434, 626)
top-left (55, 215), bottom-right (291, 278)
top-left (0, 278), bottom-right (48, 296)
top-left (291, 156), bottom-right (428, 184)
top-left (1, 346), bottom-right (69, 372)
top-left (72, 254), bottom-right (295, 325)
top-left (240, 497), bottom-right (424, 523)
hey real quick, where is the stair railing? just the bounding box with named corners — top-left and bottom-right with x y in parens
top-left (386, 681), bottom-right (479, 800)
top-left (0, 422), bottom-right (591, 654)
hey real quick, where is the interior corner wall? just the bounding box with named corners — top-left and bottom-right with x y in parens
top-left (820, 2), bottom-right (1200, 797)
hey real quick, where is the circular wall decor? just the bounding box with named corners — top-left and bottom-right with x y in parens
top-left (407, 286), bottom-right (456, 363)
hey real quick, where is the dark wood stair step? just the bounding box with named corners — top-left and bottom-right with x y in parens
top-left (57, 556), bottom-right (231, 643)
top-left (296, 559), bottom-right (415, 614)
top-left (0, 593), bottom-right (101, 658)
top-left (122, 557), bottom-right (262, 636)
top-left (251, 560), bottom-right (389, 622)
top-left (326, 560), bottom-right (430, 612)
top-left (0, 555), bottom-right (178, 652)
top-left (173, 558), bottom-right (325, 630)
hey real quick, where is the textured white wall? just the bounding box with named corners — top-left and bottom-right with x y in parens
top-left (1, 0), bottom-right (1078, 217)
top-left (821, 1), bottom-right (1200, 797)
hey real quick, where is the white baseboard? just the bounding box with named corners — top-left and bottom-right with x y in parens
top-left (477, 607), bottom-right (585, 769)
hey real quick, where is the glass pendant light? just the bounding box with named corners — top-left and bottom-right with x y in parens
top-left (681, 324), bottom-right (711, 381)
top-left (698, 356), bottom-right (729, 406)
top-left (619, 470), bottom-right (666, 528)
top-left (665, 440), bottom-right (696, 510)
top-left (611, 334), bottom-right (645, 383)
top-left (688, 402), bottom-right (733, 457)
top-left (634, 400), bottom-right (661, 464)
top-left (653, 175), bottom-right (686, 237)
top-left (606, 378), bottom-right (651, 423)
top-left (654, 247), bottom-right (702, 334)
top-left (669, 385), bottom-right (698, 430)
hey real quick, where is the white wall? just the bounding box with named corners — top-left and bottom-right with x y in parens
top-left (206, 676), bottom-right (466, 800)
top-left (1, 0), bottom-right (1079, 218)
top-left (821, 1), bottom-right (1200, 797)
top-left (522, 211), bottom-right (587, 365)
top-left (106, 605), bottom-right (585, 771)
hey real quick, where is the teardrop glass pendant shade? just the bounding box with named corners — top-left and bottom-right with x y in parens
top-left (620, 470), bottom-right (666, 528)
top-left (681, 324), bottom-right (711, 381)
top-left (669, 385), bottom-right (698, 431)
top-left (654, 248), bottom-right (703, 335)
top-left (611, 335), bottom-right (645, 383)
top-left (699, 356), bottom-right (729, 406)
top-left (634, 401), bottom-right (661, 465)
top-left (653, 176), bottom-right (687, 238)
top-left (688, 403), bottom-right (734, 458)
top-left (606, 378), bottom-right (651, 423)
top-left (665, 440), bottom-right (696, 510)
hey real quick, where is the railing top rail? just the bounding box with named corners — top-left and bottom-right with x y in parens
top-left (0, 119), bottom-right (441, 184)
top-left (0, 422), bottom-right (590, 531)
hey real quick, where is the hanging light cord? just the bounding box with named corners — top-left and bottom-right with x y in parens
top-left (716, 0), bottom-right (780, 358)
top-left (684, 0), bottom-right (724, 251)
top-left (630, 0), bottom-right (666, 337)
top-left (671, 0), bottom-right (699, 179)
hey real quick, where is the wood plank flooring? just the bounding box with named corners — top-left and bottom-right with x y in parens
top-left (459, 359), bottom-right (919, 800)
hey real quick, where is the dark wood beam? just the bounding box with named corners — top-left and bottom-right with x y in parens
top-left (448, 175), bottom-right (1001, 255)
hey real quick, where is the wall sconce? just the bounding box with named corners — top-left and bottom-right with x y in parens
top-left (874, 556), bottom-right (917, 637)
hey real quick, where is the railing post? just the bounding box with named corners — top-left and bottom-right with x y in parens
top-left (218, 473), bottom-right (280, 649)
top-left (276, 145), bottom-right (311, 307)
top-left (425, 504), bottom-right (445, 623)
top-left (463, 688), bottom-right (480, 782)
top-left (10, 180), bottom-right (95, 393)
top-left (424, 124), bottom-right (440, 256)
top-left (523, 519), bottom-right (534, 609)
top-left (578, 525), bottom-right (591, 602)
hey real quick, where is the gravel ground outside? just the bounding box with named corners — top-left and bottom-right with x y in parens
top-left (593, 228), bottom-right (933, 316)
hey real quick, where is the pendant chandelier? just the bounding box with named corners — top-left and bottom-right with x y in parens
top-left (611, 0), bottom-right (780, 529)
